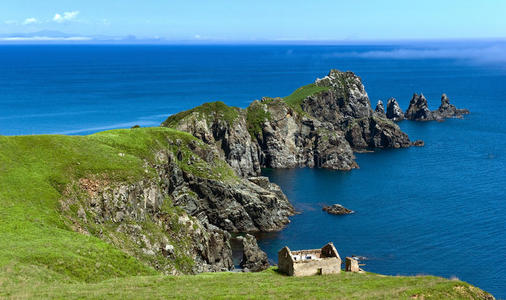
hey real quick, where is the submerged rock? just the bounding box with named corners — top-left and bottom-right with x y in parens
top-left (386, 98), bottom-right (405, 121)
top-left (237, 234), bottom-right (270, 272)
top-left (323, 204), bottom-right (354, 215)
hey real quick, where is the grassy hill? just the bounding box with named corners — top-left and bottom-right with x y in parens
top-left (0, 127), bottom-right (495, 299)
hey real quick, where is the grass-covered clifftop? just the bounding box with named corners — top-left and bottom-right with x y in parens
top-left (0, 127), bottom-right (494, 299)
top-left (0, 127), bottom-right (237, 285)
top-left (1, 268), bottom-right (494, 299)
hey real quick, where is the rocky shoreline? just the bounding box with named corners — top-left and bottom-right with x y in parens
top-left (154, 69), bottom-right (470, 272)
top-left (68, 69), bottom-right (469, 274)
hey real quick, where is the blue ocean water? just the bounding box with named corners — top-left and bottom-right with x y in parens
top-left (0, 45), bottom-right (505, 297)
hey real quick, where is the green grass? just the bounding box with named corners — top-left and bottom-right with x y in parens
top-left (0, 126), bottom-right (494, 299)
top-left (246, 101), bottom-right (272, 139)
top-left (283, 83), bottom-right (330, 113)
top-left (0, 268), bottom-right (493, 299)
top-left (0, 127), bottom-right (238, 286)
top-left (162, 101), bottom-right (240, 128)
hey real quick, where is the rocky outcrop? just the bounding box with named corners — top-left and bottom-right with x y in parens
top-left (163, 70), bottom-right (414, 177)
top-left (386, 98), bottom-right (405, 121)
top-left (405, 93), bottom-right (433, 121)
top-left (402, 93), bottom-right (469, 121)
top-left (434, 94), bottom-right (470, 120)
top-left (237, 234), bottom-right (270, 272)
top-left (64, 134), bottom-right (294, 275)
top-left (375, 100), bottom-right (386, 117)
top-left (323, 204), bottom-right (354, 215)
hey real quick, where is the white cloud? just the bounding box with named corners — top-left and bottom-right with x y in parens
top-left (23, 18), bottom-right (38, 25)
top-left (53, 11), bottom-right (79, 23)
top-left (194, 34), bottom-right (201, 39)
top-left (4, 20), bottom-right (18, 25)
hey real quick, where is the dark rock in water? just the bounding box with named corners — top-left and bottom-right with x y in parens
top-left (412, 140), bottom-right (425, 147)
top-left (404, 93), bottom-right (470, 122)
top-left (405, 93), bottom-right (433, 121)
top-left (386, 98), bottom-right (405, 121)
top-left (237, 234), bottom-right (270, 272)
top-left (375, 100), bottom-right (386, 117)
top-left (323, 204), bottom-right (354, 215)
top-left (433, 94), bottom-right (470, 120)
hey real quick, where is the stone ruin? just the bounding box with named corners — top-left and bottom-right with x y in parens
top-left (278, 242), bottom-right (364, 276)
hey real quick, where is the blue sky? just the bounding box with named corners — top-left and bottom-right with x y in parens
top-left (1, 0), bottom-right (505, 41)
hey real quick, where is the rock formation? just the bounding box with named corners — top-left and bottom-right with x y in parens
top-left (405, 93), bottom-right (433, 121)
top-left (434, 94), bottom-right (470, 120)
top-left (401, 93), bottom-right (469, 121)
top-left (237, 234), bottom-right (270, 272)
top-left (163, 70), bottom-right (413, 177)
top-left (375, 100), bottom-right (386, 117)
top-left (386, 98), bottom-right (405, 121)
top-left (65, 134), bottom-right (294, 274)
top-left (323, 204), bottom-right (354, 215)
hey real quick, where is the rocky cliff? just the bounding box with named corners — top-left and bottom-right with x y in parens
top-left (60, 129), bottom-right (294, 274)
top-left (163, 70), bottom-right (413, 178)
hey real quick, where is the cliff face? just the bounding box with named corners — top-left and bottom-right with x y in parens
top-left (163, 70), bottom-right (413, 177)
top-left (60, 129), bottom-right (294, 275)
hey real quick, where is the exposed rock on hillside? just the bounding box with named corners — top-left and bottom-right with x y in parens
top-left (386, 98), bottom-right (405, 121)
top-left (64, 132), bottom-right (294, 274)
top-left (237, 234), bottom-right (270, 272)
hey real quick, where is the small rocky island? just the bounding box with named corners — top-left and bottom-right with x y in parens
top-left (323, 204), bottom-right (354, 215)
top-left (377, 93), bottom-right (469, 122)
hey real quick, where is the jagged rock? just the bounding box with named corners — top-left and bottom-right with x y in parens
top-left (405, 93), bottom-right (434, 121)
top-left (323, 204), bottom-right (354, 215)
top-left (163, 70), bottom-right (413, 174)
top-left (405, 93), bottom-right (469, 121)
top-left (433, 94), bottom-right (470, 120)
top-left (375, 100), bottom-right (386, 117)
top-left (412, 140), bottom-right (425, 147)
top-left (237, 234), bottom-right (270, 272)
top-left (386, 98), bottom-right (405, 121)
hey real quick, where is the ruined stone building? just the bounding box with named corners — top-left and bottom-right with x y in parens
top-left (277, 242), bottom-right (342, 276)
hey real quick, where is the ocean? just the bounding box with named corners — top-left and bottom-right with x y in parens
top-left (0, 44), bottom-right (505, 297)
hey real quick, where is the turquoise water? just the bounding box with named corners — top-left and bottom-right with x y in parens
top-left (0, 45), bottom-right (505, 297)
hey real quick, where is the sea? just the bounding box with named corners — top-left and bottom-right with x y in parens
top-left (0, 44), bottom-right (505, 298)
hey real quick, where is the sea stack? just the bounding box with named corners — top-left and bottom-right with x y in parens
top-left (386, 97), bottom-right (405, 121)
top-left (405, 93), bottom-right (433, 121)
top-left (375, 100), bottom-right (386, 117)
top-left (434, 94), bottom-right (470, 120)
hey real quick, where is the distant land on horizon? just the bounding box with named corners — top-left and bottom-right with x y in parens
top-left (1, 30), bottom-right (506, 45)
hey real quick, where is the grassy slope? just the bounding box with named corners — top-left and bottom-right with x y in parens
top-left (283, 83), bottom-right (330, 113)
top-left (0, 127), bottom-right (494, 299)
top-left (0, 127), bottom-right (235, 286)
top-left (1, 269), bottom-right (493, 299)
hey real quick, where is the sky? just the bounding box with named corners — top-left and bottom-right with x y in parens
top-left (0, 0), bottom-right (505, 42)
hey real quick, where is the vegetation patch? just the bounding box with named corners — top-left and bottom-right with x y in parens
top-left (246, 101), bottom-right (272, 139)
top-left (0, 268), bottom-right (494, 299)
top-left (283, 83), bottom-right (329, 113)
top-left (162, 101), bottom-right (240, 128)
